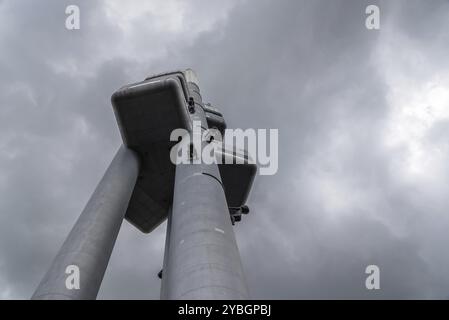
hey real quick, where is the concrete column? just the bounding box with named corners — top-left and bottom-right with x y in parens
top-left (161, 78), bottom-right (249, 299)
top-left (32, 145), bottom-right (139, 300)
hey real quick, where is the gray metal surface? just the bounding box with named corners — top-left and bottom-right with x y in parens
top-left (32, 146), bottom-right (139, 300)
top-left (161, 79), bottom-right (249, 299)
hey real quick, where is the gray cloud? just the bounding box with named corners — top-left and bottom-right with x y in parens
top-left (1, 0), bottom-right (448, 299)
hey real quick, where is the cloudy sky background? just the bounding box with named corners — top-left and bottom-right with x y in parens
top-left (1, 0), bottom-right (449, 299)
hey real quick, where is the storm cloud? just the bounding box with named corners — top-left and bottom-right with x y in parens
top-left (1, 0), bottom-right (449, 299)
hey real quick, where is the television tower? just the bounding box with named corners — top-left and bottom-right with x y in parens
top-left (32, 70), bottom-right (256, 300)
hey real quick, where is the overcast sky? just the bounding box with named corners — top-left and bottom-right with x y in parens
top-left (1, 0), bottom-right (449, 299)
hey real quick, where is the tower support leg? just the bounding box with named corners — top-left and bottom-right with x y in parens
top-left (162, 161), bottom-right (249, 299)
top-left (32, 145), bottom-right (139, 300)
top-left (161, 79), bottom-right (249, 299)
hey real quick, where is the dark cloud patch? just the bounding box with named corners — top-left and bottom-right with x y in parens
top-left (0, 0), bottom-right (448, 299)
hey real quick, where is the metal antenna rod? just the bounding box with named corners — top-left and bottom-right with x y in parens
top-left (32, 145), bottom-right (139, 300)
top-left (161, 71), bottom-right (249, 299)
